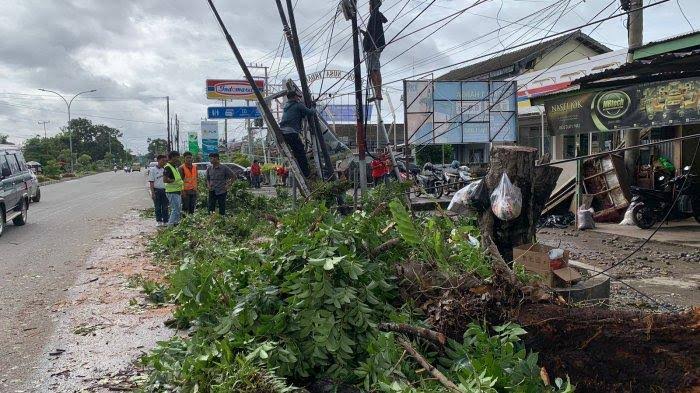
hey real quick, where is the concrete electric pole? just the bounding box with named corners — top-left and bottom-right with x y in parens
top-left (624, 0), bottom-right (643, 181)
top-left (38, 121), bottom-right (50, 139)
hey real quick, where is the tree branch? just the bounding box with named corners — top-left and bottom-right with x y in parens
top-left (397, 338), bottom-right (461, 393)
top-left (379, 323), bottom-right (446, 346)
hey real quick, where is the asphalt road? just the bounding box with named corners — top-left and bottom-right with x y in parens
top-left (0, 171), bottom-right (151, 389)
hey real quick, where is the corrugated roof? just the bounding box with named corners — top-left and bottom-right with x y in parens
top-left (437, 31), bottom-right (610, 81)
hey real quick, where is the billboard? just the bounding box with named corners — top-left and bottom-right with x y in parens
top-left (200, 121), bottom-right (219, 158)
top-left (206, 79), bottom-right (265, 100)
top-left (207, 106), bottom-right (261, 119)
top-left (544, 77), bottom-right (700, 136)
top-left (187, 132), bottom-right (199, 155)
top-left (404, 80), bottom-right (517, 145)
top-left (319, 104), bottom-right (372, 123)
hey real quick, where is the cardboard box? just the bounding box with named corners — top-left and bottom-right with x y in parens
top-left (513, 243), bottom-right (580, 287)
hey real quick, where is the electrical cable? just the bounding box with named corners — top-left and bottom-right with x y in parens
top-left (676, 0), bottom-right (695, 32)
top-left (586, 137), bottom-right (700, 281)
top-left (322, 0), bottom-right (672, 100)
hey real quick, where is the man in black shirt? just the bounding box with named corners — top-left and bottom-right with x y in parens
top-left (362, 0), bottom-right (387, 102)
top-left (279, 91), bottom-right (314, 177)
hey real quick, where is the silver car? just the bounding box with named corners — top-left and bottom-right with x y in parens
top-left (28, 172), bottom-right (41, 203)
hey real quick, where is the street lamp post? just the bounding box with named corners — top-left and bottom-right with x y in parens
top-left (38, 88), bottom-right (97, 172)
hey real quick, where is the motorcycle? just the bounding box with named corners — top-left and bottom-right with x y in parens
top-left (414, 163), bottom-right (445, 198)
top-left (443, 161), bottom-right (462, 194)
top-left (631, 166), bottom-right (700, 229)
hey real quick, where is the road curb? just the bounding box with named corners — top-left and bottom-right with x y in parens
top-left (38, 172), bottom-right (104, 187)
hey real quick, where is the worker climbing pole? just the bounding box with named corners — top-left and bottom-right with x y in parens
top-left (274, 0), bottom-right (336, 180)
top-left (205, 0), bottom-right (311, 197)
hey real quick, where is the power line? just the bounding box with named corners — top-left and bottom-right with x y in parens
top-left (324, 0), bottom-right (672, 101)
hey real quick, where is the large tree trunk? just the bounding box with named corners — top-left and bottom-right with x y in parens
top-left (479, 146), bottom-right (562, 261)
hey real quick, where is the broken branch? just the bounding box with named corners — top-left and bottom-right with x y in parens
top-left (397, 337), bottom-right (461, 393)
top-left (379, 323), bottom-right (446, 346)
top-left (372, 238), bottom-right (400, 257)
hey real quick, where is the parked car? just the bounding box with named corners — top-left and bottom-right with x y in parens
top-left (0, 145), bottom-right (31, 236)
top-left (132, 162), bottom-right (141, 172)
top-left (28, 172), bottom-right (41, 203)
top-left (145, 161), bottom-right (157, 176)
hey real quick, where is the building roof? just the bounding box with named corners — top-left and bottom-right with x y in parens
top-left (633, 31), bottom-right (700, 60)
top-left (438, 31), bottom-right (610, 81)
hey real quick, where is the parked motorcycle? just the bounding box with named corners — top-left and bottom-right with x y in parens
top-left (631, 166), bottom-right (700, 229)
top-left (443, 161), bottom-right (462, 194)
top-left (414, 163), bottom-right (445, 198)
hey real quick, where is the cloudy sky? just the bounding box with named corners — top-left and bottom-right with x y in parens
top-left (0, 0), bottom-right (697, 152)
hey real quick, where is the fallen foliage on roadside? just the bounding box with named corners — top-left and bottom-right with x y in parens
top-left (138, 181), bottom-right (572, 392)
top-left (137, 181), bottom-right (698, 393)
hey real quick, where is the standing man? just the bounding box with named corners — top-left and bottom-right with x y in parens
top-left (362, 0), bottom-right (387, 102)
top-left (180, 151), bottom-right (198, 214)
top-left (148, 154), bottom-right (169, 227)
top-left (251, 159), bottom-right (262, 189)
top-left (206, 152), bottom-right (235, 215)
top-left (163, 151), bottom-right (184, 227)
top-left (279, 91), bottom-right (314, 178)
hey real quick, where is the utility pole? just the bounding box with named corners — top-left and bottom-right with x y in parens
top-left (275, 0), bottom-right (335, 179)
top-left (205, 0), bottom-right (311, 196)
top-left (342, 0), bottom-right (368, 194)
top-left (166, 96), bottom-right (171, 151)
top-left (223, 99), bottom-right (228, 151)
top-left (175, 114), bottom-right (180, 152)
top-left (38, 121), bottom-right (49, 139)
top-left (624, 0), bottom-right (643, 181)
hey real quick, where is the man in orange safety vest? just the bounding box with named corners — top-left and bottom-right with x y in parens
top-left (180, 151), bottom-right (198, 215)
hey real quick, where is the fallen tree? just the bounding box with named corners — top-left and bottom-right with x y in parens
top-left (137, 154), bottom-right (698, 392)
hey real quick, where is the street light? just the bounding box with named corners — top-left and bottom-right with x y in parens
top-left (38, 88), bottom-right (97, 172)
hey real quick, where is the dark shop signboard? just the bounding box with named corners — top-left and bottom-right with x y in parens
top-left (544, 77), bottom-right (700, 136)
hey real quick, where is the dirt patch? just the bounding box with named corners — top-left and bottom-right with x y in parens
top-left (27, 211), bottom-right (173, 392)
top-left (516, 304), bottom-right (700, 393)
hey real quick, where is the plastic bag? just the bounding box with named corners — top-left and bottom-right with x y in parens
top-left (465, 179), bottom-right (490, 211)
top-left (577, 205), bottom-right (595, 230)
top-left (447, 185), bottom-right (470, 214)
top-left (490, 173), bottom-right (522, 221)
top-left (619, 202), bottom-right (638, 226)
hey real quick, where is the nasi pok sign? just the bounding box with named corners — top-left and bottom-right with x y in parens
top-left (206, 79), bottom-right (265, 101)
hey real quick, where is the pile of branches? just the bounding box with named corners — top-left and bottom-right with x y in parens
top-left (140, 182), bottom-right (576, 392)
top-left (140, 181), bottom-right (698, 392)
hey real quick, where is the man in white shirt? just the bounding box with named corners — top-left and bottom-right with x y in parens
top-left (148, 154), bottom-right (169, 227)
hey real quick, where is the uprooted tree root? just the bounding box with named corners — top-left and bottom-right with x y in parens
top-left (515, 305), bottom-right (700, 393)
top-left (396, 257), bottom-right (699, 393)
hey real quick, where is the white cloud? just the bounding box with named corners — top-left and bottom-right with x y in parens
top-left (0, 0), bottom-right (697, 150)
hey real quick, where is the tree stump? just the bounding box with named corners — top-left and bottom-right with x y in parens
top-left (479, 146), bottom-right (562, 261)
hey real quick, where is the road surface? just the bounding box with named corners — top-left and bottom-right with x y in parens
top-left (0, 172), bottom-right (151, 389)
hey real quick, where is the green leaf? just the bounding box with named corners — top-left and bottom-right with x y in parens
top-left (389, 200), bottom-right (420, 245)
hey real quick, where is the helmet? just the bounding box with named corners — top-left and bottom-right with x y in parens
top-left (451, 160), bottom-right (460, 169)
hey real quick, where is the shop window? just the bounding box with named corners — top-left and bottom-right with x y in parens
top-left (563, 135), bottom-right (576, 159)
top-left (578, 134), bottom-right (589, 157)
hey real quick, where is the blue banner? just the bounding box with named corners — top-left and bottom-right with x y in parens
top-left (319, 104), bottom-right (373, 123)
top-left (207, 106), bottom-right (261, 119)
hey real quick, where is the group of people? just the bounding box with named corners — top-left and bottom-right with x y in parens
top-left (147, 151), bottom-right (235, 227)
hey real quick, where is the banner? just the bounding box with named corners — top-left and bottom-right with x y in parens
top-left (187, 132), bottom-right (199, 155)
top-left (544, 77), bottom-right (700, 136)
top-left (307, 69), bottom-right (354, 85)
top-left (404, 80), bottom-right (517, 144)
top-left (319, 104), bottom-right (372, 122)
top-left (206, 79), bottom-right (265, 100)
top-left (207, 106), bottom-right (261, 119)
top-left (200, 121), bottom-right (219, 159)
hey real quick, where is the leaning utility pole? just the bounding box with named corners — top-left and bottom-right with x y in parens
top-left (342, 0), bottom-right (368, 194)
top-left (624, 0), bottom-right (643, 181)
top-left (275, 0), bottom-right (335, 179)
top-left (205, 0), bottom-right (311, 197)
